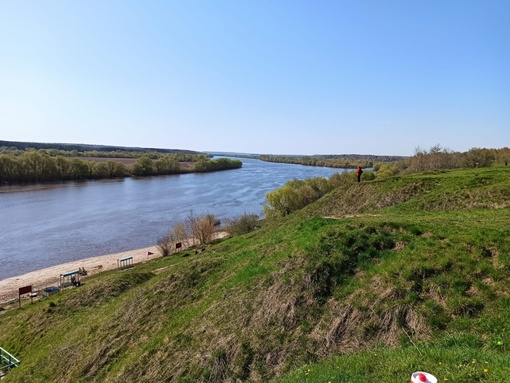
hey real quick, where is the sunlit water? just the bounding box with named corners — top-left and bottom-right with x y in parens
top-left (0, 157), bottom-right (345, 280)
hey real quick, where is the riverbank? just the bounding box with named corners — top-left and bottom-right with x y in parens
top-left (1, 157), bottom-right (341, 282)
top-left (0, 231), bottom-right (230, 306)
top-left (0, 246), bottom-right (160, 305)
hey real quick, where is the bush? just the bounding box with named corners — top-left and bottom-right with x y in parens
top-left (375, 163), bottom-right (400, 179)
top-left (264, 177), bottom-right (334, 219)
top-left (461, 148), bottom-right (495, 168)
top-left (157, 234), bottom-right (172, 256)
top-left (187, 212), bottom-right (217, 245)
top-left (226, 213), bottom-right (260, 235)
top-left (328, 170), bottom-right (356, 188)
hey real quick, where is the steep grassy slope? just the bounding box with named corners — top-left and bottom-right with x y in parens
top-left (0, 166), bottom-right (509, 382)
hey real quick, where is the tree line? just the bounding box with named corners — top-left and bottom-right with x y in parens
top-left (259, 147), bottom-right (510, 172)
top-left (403, 145), bottom-right (508, 172)
top-left (0, 140), bottom-right (201, 156)
top-left (371, 146), bottom-right (510, 178)
top-left (0, 146), bottom-right (210, 161)
top-left (258, 154), bottom-right (407, 169)
top-left (0, 150), bottom-right (242, 184)
top-left (193, 157), bottom-right (242, 172)
top-left (158, 210), bottom-right (260, 256)
top-left (263, 145), bottom-right (510, 219)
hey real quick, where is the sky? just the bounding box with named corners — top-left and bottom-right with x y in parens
top-left (0, 1), bottom-right (508, 156)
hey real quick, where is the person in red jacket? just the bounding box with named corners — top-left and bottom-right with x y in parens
top-left (356, 166), bottom-right (363, 183)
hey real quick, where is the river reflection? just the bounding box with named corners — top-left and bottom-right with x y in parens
top-left (0, 158), bottom-right (345, 279)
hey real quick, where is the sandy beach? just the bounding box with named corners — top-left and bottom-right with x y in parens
top-left (0, 232), bottom-right (229, 306)
top-left (0, 246), bottom-right (161, 305)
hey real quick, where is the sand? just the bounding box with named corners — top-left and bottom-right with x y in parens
top-left (0, 246), bottom-right (161, 305)
top-left (0, 232), bottom-right (230, 306)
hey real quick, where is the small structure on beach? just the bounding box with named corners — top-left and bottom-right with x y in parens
top-left (42, 286), bottom-right (59, 297)
top-left (59, 270), bottom-right (81, 289)
top-left (117, 256), bottom-right (133, 270)
top-left (18, 285), bottom-right (35, 308)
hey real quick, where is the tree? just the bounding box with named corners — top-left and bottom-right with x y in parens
top-left (91, 162), bottom-right (110, 178)
top-left (264, 177), bottom-right (335, 220)
top-left (157, 234), bottom-right (173, 256)
top-left (154, 156), bottom-right (179, 175)
top-left (69, 159), bottom-right (91, 180)
top-left (39, 152), bottom-right (58, 181)
top-left (405, 145), bottom-right (460, 172)
top-left (0, 154), bottom-right (18, 183)
top-left (55, 156), bottom-right (71, 180)
top-left (462, 148), bottom-right (495, 168)
top-left (163, 222), bottom-right (189, 253)
top-left (186, 211), bottom-right (217, 245)
top-left (21, 151), bottom-right (43, 182)
top-left (132, 156), bottom-right (154, 176)
top-left (102, 161), bottom-right (127, 178)
top-left (301, 177), bottom-right (333, 203)
top-left (226, 213), bottom-right (259, 235)
top-left (375, 163), bottom-right (399, 179)
top-left (264, 183), bottom-right (302, 219)
top-left (193, 158), bottom-right (242, 172)
top-left (328, 171), bottom-right (356, 188)
top-left (171, 222), bottom-right (189, 248)
top-left (495, 147), bottom-right (510, 165)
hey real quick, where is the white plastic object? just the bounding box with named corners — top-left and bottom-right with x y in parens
top-left (410, 371), bottom-right (437, 383)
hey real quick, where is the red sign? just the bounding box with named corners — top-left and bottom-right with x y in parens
top-left (19, 285), bottom-right (32, 295)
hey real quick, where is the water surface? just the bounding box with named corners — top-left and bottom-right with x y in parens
top-left (0, 158), bottom-right (345, 280)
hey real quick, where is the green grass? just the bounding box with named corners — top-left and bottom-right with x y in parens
top-left (0, 166), bottom-right (509, 382)
top-left (274, 342), bottom-right (509, 383)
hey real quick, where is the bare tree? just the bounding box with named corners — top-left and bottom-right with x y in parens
top-left (407, 145), bottom-right (461, 172)
top-left (172, 222), bottom-right (189, 248)
top-left (158, 222), bottom-right (192, 256)
top-left (462, 148), bottom-right (495, 168)
top-left (157, 233), bottom-right (173, 256)
top-left (186, 211), bottom-right (217, 246)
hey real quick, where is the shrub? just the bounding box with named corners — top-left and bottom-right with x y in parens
top-left (226, 213), bottom-right (260, 235)
top-left (157, 234), bottom-right (172, 256)
top-left (264, 177), bottom-right (334, 219)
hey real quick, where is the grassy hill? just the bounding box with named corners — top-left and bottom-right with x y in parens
top-left (1, 166), bottom-right (509, 382)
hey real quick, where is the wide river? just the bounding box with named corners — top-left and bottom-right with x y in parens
top-left (0, 157), bottom-right (345, 280)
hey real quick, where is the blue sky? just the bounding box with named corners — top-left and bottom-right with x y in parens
top-left (0, 1), bottom-right (508, 156)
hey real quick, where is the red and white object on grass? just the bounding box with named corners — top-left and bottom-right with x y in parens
top-left (410, 371), bottom-right (437, 383)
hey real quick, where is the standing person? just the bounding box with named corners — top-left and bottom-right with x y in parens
top-left (356, 166), bottom-right (363, 183)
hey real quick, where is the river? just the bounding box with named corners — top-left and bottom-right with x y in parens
top-left (0, 157), bottom-right (345, 280)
